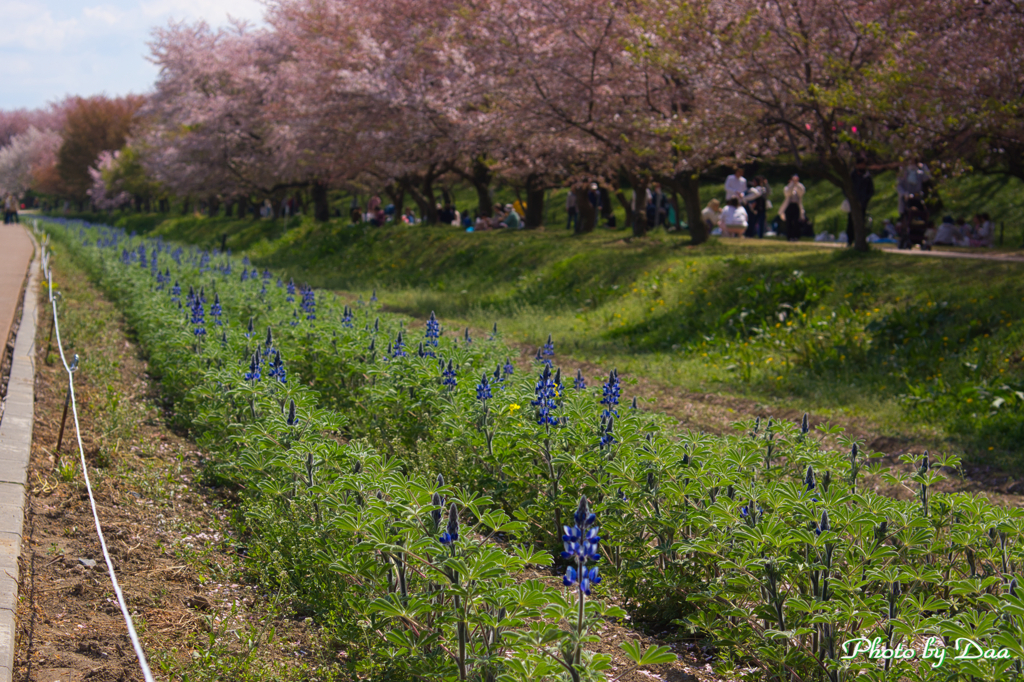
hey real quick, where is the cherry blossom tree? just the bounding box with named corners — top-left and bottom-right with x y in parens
top-left (0, 126), bottom-right (62, 198)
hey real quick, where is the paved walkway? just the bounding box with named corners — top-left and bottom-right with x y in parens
top-left (794, 239), bottom-right (1024, 263)
top-left (0, 224), bottom-right (34, 371)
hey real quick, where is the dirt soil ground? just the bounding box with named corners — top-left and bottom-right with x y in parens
top-left (14, 252), bottom-right (315, 682)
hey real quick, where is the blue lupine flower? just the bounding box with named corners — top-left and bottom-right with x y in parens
top-left (171, 281), bottom-right (181, 302)
top-left (489, 322), bottom-right (498, 340)
top-left (392, 331), bottom-right (407, 358)
top-left (542, 334), bottom-right (555, 357)
top-left (442, 360), bottom-right (457, 391)
top-left (370, 289), bottom-right (377, 303)
top-left (503, 358), bottom-right (514, 377)
top-left (562, 566), bottom-right (602, 595)
top-left (242, 256), bottom-right (250, 266)
top-left (476, 374), bottom-right (492, 402)
top-left (574, 369), bottom-right (586, 390)
top-left (532, 366), bottom-right (558, 424)
top-left (241, 268), bottom-right (249, 282)
top-left (439, 503), bottom-right (459, 545)
top-left (341, 306), bottom-right (354, 328)
top-left (804, 466), bottom-right (819, 502)
top-left (268, 351), bottom-right (286, 383)
top-left (562, 496), bottom-right (602, 594)
top-left (286, 280), bottom-right (296, 302)
top-left (244, 353), bottom-right (261, 383)
top-left (190, 299), bottom-right (206, 337)
top-left (814, 510), bottom-right (830, 536)
top-left (277, 277), bottom-right (283, 288)
top-left (262, 269), bottom-right (271, 281)
top-left (631, 396), bottom-right (638, 410)
top-left (211, 294), bottom-right (222, 325)
top-left (245, 317), bottom-right (255, 339)
top-left (600, 369), bottom-right (620, 418)
top-left (464, 327), bottom-right (472, 344)
top-left (286, 399), bottom-right (298, 427)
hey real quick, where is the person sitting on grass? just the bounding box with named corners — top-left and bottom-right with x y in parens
top-left (933, 215), bottom-right (966, 246)
top-left (501, 203), bottom-right (522, 229)
top-left (719, 197), bottom-right (748, 237)
top-left (970, 213), bottom-right (994, 247)
top-left (701, 199), bottom-right (722, 234)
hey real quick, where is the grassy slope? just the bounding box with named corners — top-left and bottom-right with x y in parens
top-left (62, 171), bottom-right (1024, 470)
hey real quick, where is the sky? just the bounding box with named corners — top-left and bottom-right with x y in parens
top-left (0, 0), bottom-right (265, 110)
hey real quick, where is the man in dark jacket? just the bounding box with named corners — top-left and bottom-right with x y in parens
top-left (847, 157), bottom-right (875, 246)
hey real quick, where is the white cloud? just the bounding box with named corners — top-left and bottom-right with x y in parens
top-left (83, 4), bottom-right (126, 24)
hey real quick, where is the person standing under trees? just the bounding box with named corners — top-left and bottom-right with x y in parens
top-left (846, 157), bottom-right (875, 247)
top-left (744, 176), bottom-right (769, 238)
top-left (587, 183), bottom-right (603, 220)
top-left (565, 191), bottom-right (578, 231)
top-left (724, 167), bottom-right (747, 201)
top-left (779, 175), bottom-right (805, 242)
top-left (896, 160), bottom-right (931, 216)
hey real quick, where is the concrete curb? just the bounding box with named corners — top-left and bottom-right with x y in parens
top-left (0, 228), bottom-right (39, 681)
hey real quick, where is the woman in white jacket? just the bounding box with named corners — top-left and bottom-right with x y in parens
top-left (778, 175), bottom-right (806, 241)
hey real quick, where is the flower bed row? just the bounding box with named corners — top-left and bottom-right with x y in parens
top-left (44, 218), bottom-right (1024, 682)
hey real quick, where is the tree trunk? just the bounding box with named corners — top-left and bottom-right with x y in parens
top-left (420, 170), bottom-right (440, 224)
top-left (208, 195), bottom-right (220, 217)
top-left (385, 182), bottom-right (405, 225)
top-left (832, 160), bottom-right (869, 252)
top-left (672, 172), bottom-right (708, 245)
top-left (627, 172), bottom-right (649, 238)
top-left (471, 157), bottom-right (493, 218)
top-left (574, 188), bottom-right (596, 234)
top-left (614, 188), bottom-right (634, 229)
top-left (158, 198), bottom-right (169, 213)
top-left (525, 174), bottom-right (545, 229)
top-left (599, 187), bottom-right (613, 225)
top-left (182, 197), bottom-right (191, 215)
top-left (404, 178), bottom-right (432, 223)
top-left (312, 181), bottom-right (330, 222)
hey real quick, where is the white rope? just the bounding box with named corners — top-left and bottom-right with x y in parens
top-left (38, 231), bottom-right (156, 682)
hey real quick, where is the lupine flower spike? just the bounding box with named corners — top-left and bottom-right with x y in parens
top-left (562, 496), bottom-right (602, 595)
top-left (574, 369), bottom-right (586, 390)
top-left (286, 399), bottom-right (298, 427)
top-left (426, 312), bottom-right (440, 346)
top-left (476, 374), bottom-right (492, 401)
top-left (542, 334), bottom-right (555, 356)
top-left (439, 503), bottom-right (459, 545)
top-left (442, 360), bottom-right (457, 391)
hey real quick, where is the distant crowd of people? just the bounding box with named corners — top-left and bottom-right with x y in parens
top-left (701, 168), bottom-right (810, 242)
top-left (886, 162), bottom-right (995, 249)
top-left (334, 167), bottom-right (1000, 249)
